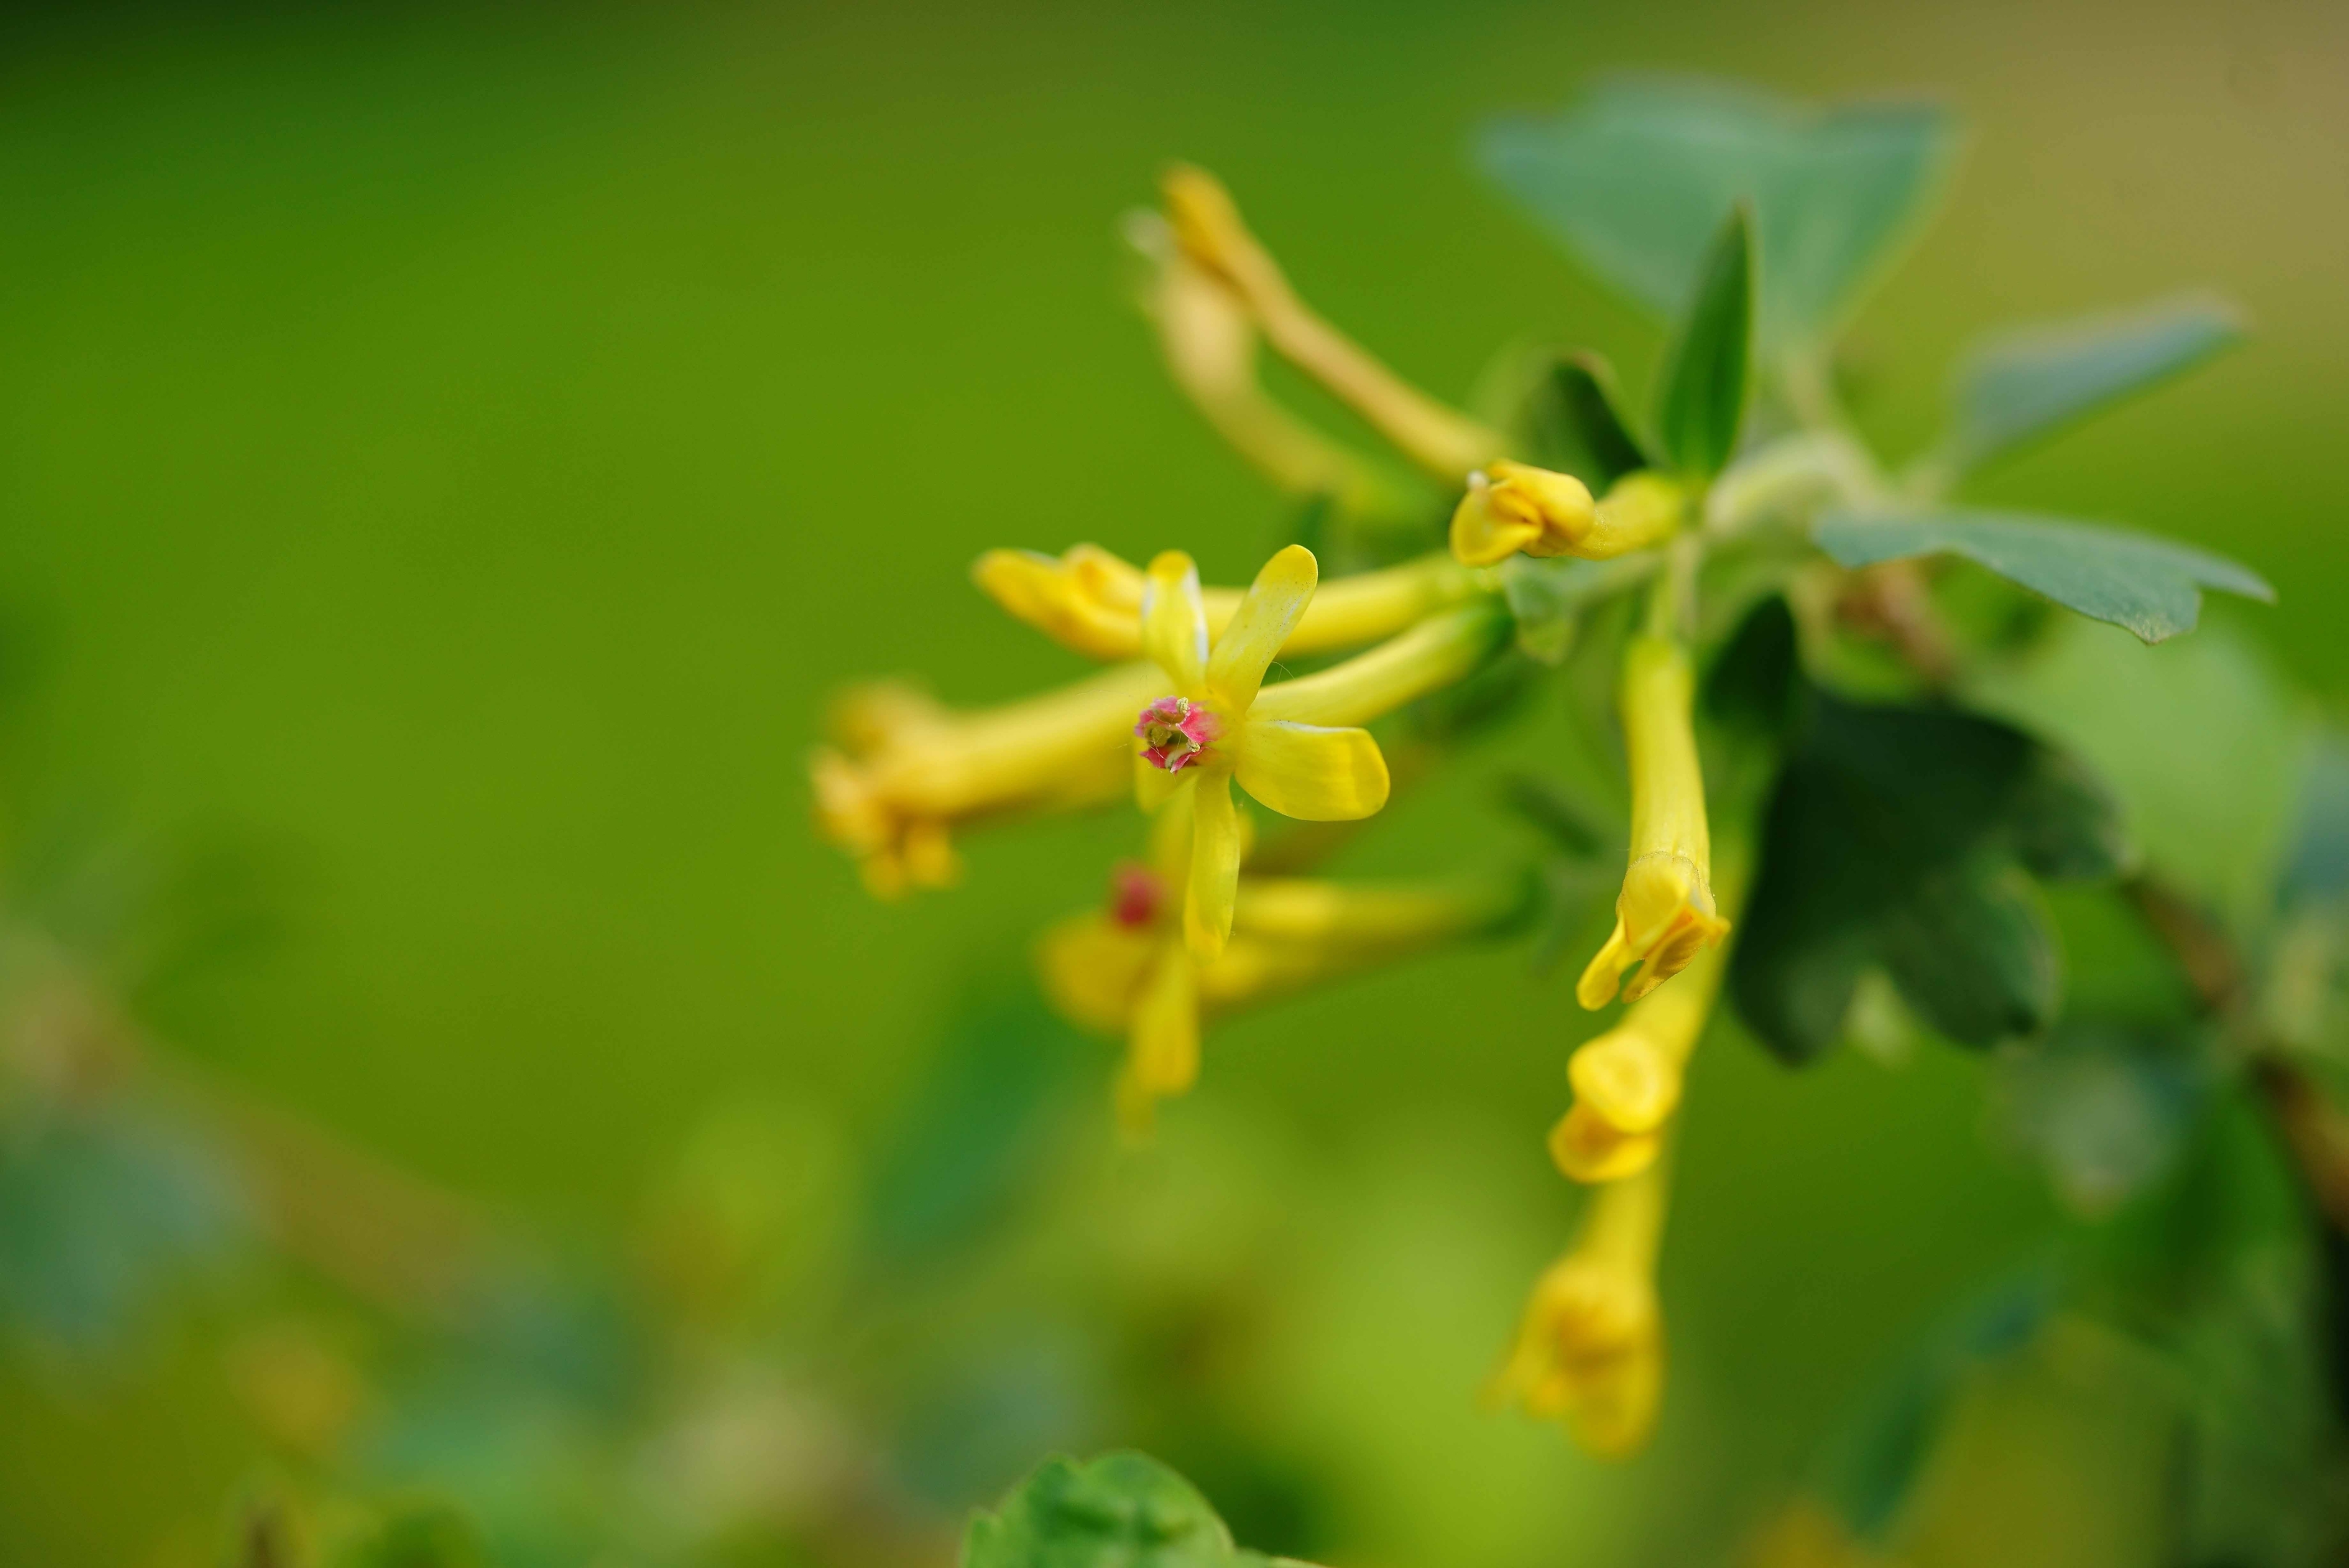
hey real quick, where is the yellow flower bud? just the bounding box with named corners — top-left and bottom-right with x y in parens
top-left (1450, 465), bottom-right (1686, 568)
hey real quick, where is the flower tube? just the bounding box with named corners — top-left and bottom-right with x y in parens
top-left (1577, 633), bottom-right (1731, 1008)
top-left (971, 544), bottom-right (1485, 663)
top-left (1551, 939), bottom-right (1725, 1183)
top-left (809, 663), bottom-right (1161, 898)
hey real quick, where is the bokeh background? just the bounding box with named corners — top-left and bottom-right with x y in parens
top-left (1, 1), bottom-right (2345, 1564)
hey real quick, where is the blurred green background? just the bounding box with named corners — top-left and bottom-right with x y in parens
top-left (0, 1), bottom-right (2344, 1564)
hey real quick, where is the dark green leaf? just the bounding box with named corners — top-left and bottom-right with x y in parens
top-left (1949, 295), bottom-right (2244, 474)
top-left (963, 1452), bottom-right (1289, 1568)
top-left (1654, 205), bottom-right (1754, 479)
top-left (1497, 774), bottom-right (1609, 857)
top-left (1731, 694), bottom-right (2128, 1061)
top-left (1817, 508), bottom-right (2273, 644)
top-left (2280, 733), bottom-right (2349, 907)
top-left (1478, 76), bottom-right (1956, 358)
top-left (1703, 594), bottom-right (1802, 740)
top-left (1512, 349), bottom-right (1651, 486)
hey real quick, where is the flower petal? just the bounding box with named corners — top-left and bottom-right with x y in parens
top-left (1141, 550), bottom-right (1209, 692)
top-left (1548, 1103), bottom-right (1662, 1183)
top-left (1036, 914), bottom-right (1156, 1034)
top-left (1233, 720), bottom-right (1389, 821)
top-left (1206, 544), bottom-right (1317, 711)
top-left (1184, 770), bottom-right (1243, 957)
top-left (1129, 942), bottom-right (1200, 1097)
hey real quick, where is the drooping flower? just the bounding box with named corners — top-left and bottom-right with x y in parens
top-left (972, 543), bottom-right (1484, 663)
top-left (809, 663), bottom-right (1161, 897)
top-left (1450, 466), bottom-right (1687, 568)
top-left (1157, 165), bottom-right (1510, 482)
top-left (1131, 544), bottom-right (1508, 957)
top-left (1578, 633), bottom-right (1731, 1008)
top-left (1490, 1155), bottom-right (1671, 1456)
top-left (1039, 808), bottom-right (1517, 1135)
top-left (1551, 939), bottom-right (1725, 1183)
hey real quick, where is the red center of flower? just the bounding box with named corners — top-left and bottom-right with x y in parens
top-left (1109, 861), bottom-right (1164, 928)
top-left (1134, 695), bottom-right (1220, 774)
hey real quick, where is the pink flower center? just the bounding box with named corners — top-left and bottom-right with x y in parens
top-left (1134, 695), bottom-right (1220, 774)
top-left (1109, 861), bottom-right (1164, 928)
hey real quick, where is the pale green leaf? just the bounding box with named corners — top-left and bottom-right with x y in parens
top-left (1950, 294), bottom-right (2244, 474)
top-left (1816, 509), bottom-right (2273, 644)
top-left (1479, 76), bottom-right (1956, 358)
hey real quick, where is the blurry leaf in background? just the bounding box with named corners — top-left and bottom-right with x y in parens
top-left (1652, 205), bottom-right (1754, 478)
top-left (1942, 294), bottom-right (2245, 478)
top-left (1479, 76), bottom-right (1956, 361)
top-left (1988, 1021), bottom-right (2212, 1216)
top-left (1818, 510), bottom-right (2274, 644)
top-left (1733, 693), bottom-right (2128, 1061)
top-left (340, 1502), bottom-right (491, 1568)
top-left (1812, 1270), bottom-right (2056, 1545)
top-left (1501, 349), bottom-right (1651, 490)
top-left (1970, 618), bottom-right (2310, 933)
top-left (0, 1105), bottom-right (245, 1355)
top-left (963, 1450), bottom-right (1304, 1568)
top-left (1702, 592), bottom-right (1803, 743)
top-left (2279, 732), bottom-right (2349, 910)
top-left (862, 992), bottom-right (1085, 1274)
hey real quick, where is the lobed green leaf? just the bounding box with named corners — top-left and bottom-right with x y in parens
top-left (1817, 508), bottom-right (2273, 644)
top-left (1479, 76), bottom-right (1956, 359)
top-left (963, 1452), bottom-right (1310, 1568)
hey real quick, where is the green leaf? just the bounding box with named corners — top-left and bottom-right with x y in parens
top-left (1479, 76), bottom-right (1957, 359)
top-left (1948, 294), bottom-right (2244, 475)
top-left (1653, 205), bottom-right (1753, 479)
top-left (1731, 693), bottom-right (2127, 1061)
top-left (1967, 617), bottom-right (2307, 933)
top-left (1512, 348), bottom-right (1651, 487)
top-left (963, 1452), bottom-right (1304, 1568)
top-left (1988, 1020), bottom-right (2211, 1216)
top-left (1816, 508), bottom-right (2274, 644)
top-left (1702, 593), bottom-right (1802, 740)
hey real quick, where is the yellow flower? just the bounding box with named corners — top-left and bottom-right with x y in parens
top-left (1551, 940), bottom-right (1725, 1183)
top-left (1450, 466), bottom-right (1686, 568)
top-left (1578, 633), bottom-right (1731, 1008)
top-left (1490, 1156), bottom-right (1670, 1456)
top-left (1038, 810), bottom-right (1512, 1135)
top-left (1158, 165), bottom-right (1509, 481)
top-left (1132, 544), bottom-right (1506, 957)
top-left (809, 663), bottom-right (1162, 898)
top-left (971, 544), bottom-right (1484, 663)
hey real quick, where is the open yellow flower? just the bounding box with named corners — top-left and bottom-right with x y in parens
top-left (1132, 544), bottom-right (1506, 957)
top-left (809, 663), bottom-right (1161, 898)
top-left (1578, 633), bottom-right (1731, 1008)
top-left (1039, 812), bottom-right (1513, 1135)
top-left (972, 544), bottom-right (1484, 663)
top-left (1450, 466), bottom-right (1687, 568)
top-left (1551, 939), bottom-right (1725, 1183)
top-left (1490, 1156), bottom-right (1671, 1456)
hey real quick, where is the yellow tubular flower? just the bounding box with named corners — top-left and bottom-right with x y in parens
top-left (1450, 466), bottom-right (1687, 568)
top-left (1490, 1155), bottom-right (1671, 1456)
top-left (1551, 939), bottom-right (1726, 1183)
top-left (972, 544), bottom-right (1487, 664)
top-left (1160, 165), bottom-right (1509, 481)
top-left (1037, 831), bottom-right (1510, 1138)
top-left (1137, 240), bottom-right (1396, 513)
top-left (809, 663), bottom-right (1163, 898)
top-left (1577, 634), bottom-right (1731, 1008)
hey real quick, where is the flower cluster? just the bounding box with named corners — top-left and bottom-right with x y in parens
top-left (810, 125), bottom-right (2266, 1465)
